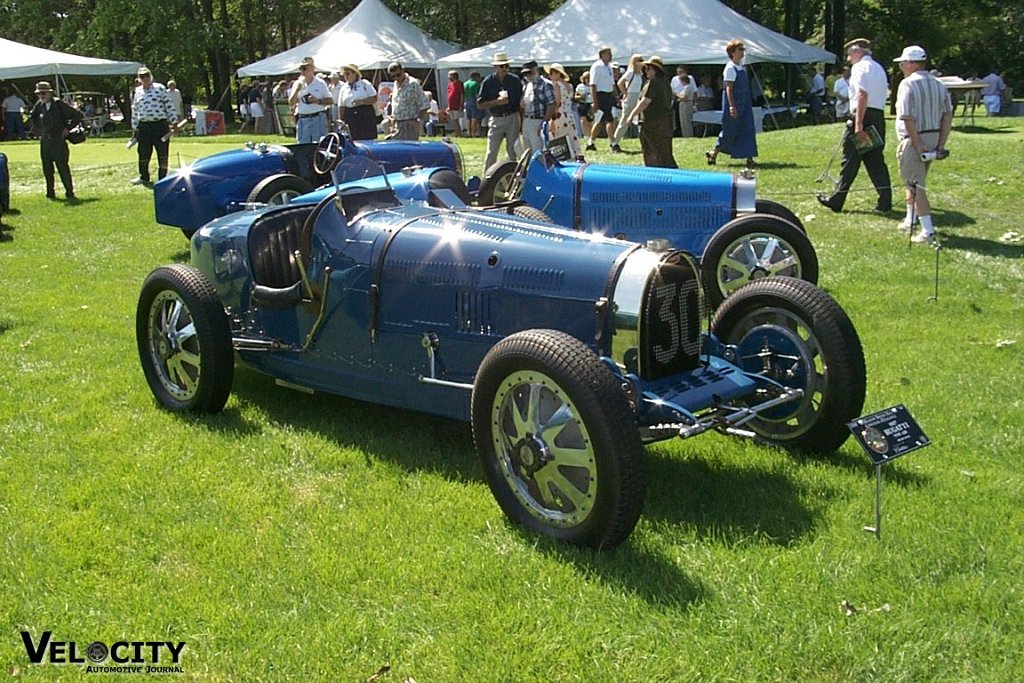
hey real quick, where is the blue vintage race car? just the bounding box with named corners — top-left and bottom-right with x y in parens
top-left (152, 134), bottom-right (463, 237)
top-left (137, 156), bottom-right (866, 549)
top-left (476, 151), bottom-right (817, 306)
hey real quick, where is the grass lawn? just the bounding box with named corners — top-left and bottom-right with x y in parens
top-left (1, 119), bottom-right (1022, 681)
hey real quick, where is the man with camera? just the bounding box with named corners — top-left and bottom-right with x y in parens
top-left (893, 45), bottom-right (951, 244)
top-left (27, 81), bottom-right (83, 201)
top-left (289, 57), bottom-right (331, 143)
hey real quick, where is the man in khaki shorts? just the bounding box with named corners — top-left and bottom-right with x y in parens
top-left (893, 45), bottom-right (951, 243)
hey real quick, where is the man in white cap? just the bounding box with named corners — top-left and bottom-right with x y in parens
top-left (478, 52), bottom-right (523, 174)
top-left (893, 44), bottom-right (951, 243)
top-left (817, 38), bottom-right (892, 214)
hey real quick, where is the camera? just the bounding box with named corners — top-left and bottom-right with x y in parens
top-left (920, 149), bottom-right (949, 162)
top-left (302, 93), bottom-right (315, 104)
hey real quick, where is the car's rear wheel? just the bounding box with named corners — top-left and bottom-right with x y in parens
top-left (247, 174), bottom-right (315, 206)
top-left (477, 160), bottom-right (520, 205)
top-left (701, 214), bottom-right (818, 308)
top-left (710, 277), bottom-right (865, 453)
top-left (755, 198), bottom-right (805, 233)
top-left (472, 329), bottom-right (645, 549)
top-left (137, 264), bottom-right (234, 413)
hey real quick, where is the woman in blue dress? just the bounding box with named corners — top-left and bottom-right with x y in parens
top-left (707, 39), bottom-right (758, 169)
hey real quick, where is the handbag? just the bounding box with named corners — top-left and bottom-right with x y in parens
top-left (67, 124), bottom-right (87, 145)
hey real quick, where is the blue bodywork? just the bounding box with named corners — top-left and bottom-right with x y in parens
top-left (190, 178), bottom-right (763, 427)
top-left (520, 157), bottom-right (754, 255)
top-left (153, 137), bottom-right (461, 231)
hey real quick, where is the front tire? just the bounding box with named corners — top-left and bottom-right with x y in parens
top-left (136, 264), bottom-right (234, 413)
top-left (472, 329), bottom-right (645, 549)
top-left (701, 214), bottom-right (819, 308)
top-left (710, 277), bottom-right (865, 453)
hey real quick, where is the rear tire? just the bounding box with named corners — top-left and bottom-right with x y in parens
top-left (477, 160), bottom-right (519, 205)
top-left (701, 214), bottom-right (818, 308)
top-left (711, 277), bottom-right (865, 453)
top-left (247, 174), bottom-right (315, 205)
top-left (511, 205), bottom-right (553, 223)
top-left (755, 198), bottom-right (805, 233)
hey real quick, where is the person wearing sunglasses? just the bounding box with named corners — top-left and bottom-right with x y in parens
top-left (288, 57), bottom-right (331, 143)
top-left (386, 61), bottom-right (429, 141)
top-left (706, 40), bottom-right (757, 169)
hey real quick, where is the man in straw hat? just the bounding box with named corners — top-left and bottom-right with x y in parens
top-left (289, 57), bottom-right (332, 143)
top-left (338, 64), bottom-right (378, 140)
top-left (478, 52), bottom-right (523, 175)
top-left (892, 44), bottom-right (952, 243)
top-left (625, 56), bottom-right (677, 168)
top-left (26, 81), bottom-right (84, 201)
top-left (817, 38), bottom-right (893, 213)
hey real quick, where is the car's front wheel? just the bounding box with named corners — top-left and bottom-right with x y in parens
top-left (136, 264), bottom-right (234, 413)
top-left (711, 277), bottom-right (865, 453)
top-left (701, 214), bottom-right (819, 308)
top-left (472, 329), bottom-right (645, 549)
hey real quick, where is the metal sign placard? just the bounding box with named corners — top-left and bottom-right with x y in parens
top-left (847, 404), bottom-right (930, 466)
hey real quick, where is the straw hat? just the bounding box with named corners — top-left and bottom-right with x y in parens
top-left (299, 56), bottom-right (316, 71)
top-left (546, 63), bottom-right (570, 80)
top-left (342, 64), bottom-right (361, 79)
top-left (34, 81), bottom-right (54, 94)
top-left (643, 55), bottom-right (665, 72)
top-left (492, 52), bottom-right (511, 66)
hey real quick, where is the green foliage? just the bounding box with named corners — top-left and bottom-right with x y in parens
top-left (2, 1), bottom-right (1017, 100)
top-left (1, 118), bottom-right (1023, 679)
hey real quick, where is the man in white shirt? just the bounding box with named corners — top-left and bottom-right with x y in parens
top-left (817, 38), bottom-right (893, 213)
top-left (288, 57), bottom-right (332, 143)
top-left (1, 90), bottom-right (28, 140)
top-left (671, 65), bottom-right (697, 137)
top-left (833, 66), bottom-right (851, 119)
top-left (585, 46), bottom-right (618, 152)
top-left (611, 55), bottom-right (644, 151)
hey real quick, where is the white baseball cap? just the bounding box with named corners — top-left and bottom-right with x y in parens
top-left (894, 45), bottom-right (927, 62)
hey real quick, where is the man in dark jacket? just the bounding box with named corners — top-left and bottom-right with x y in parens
top-left (27, 81), bottom-right (83, 201)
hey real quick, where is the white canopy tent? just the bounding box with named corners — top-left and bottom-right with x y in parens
top-left (236, 0), bottom-right (459, 77)
top-left (0, 37), bottom-right (141, 81)
top-left (437, 0), bottom-right (834, 69)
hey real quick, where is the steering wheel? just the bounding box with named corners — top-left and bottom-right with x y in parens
top-left (313, 132), bottom-right (342, 175)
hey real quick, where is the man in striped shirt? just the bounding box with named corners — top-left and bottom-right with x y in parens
top-left (893, 45), bottom-right (951, 243)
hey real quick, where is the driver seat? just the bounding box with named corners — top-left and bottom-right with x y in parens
top-left (248, 204), bottom-right (317, 308)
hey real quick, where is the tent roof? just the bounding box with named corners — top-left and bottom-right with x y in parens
top-left (0, 37), bottom-right (141, 79)
top-left (237, 0), bottom-right (459, 77)
top-left (437, 0), bottom-right (834, 69)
